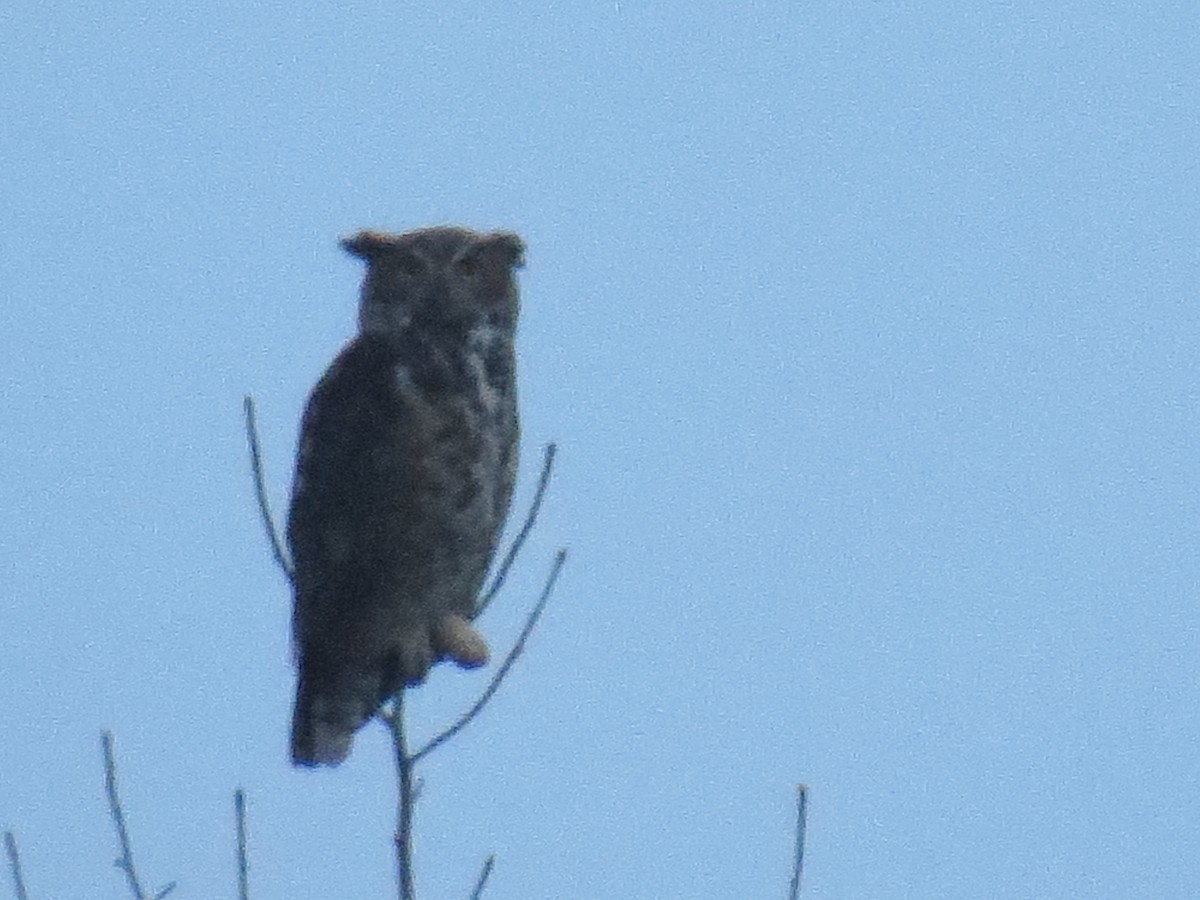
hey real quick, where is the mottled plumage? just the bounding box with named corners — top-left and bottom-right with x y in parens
top-left (288, 226), bottom-right (524, 767)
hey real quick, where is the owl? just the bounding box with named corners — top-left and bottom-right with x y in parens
top-left (287, 226), bottom-right (525, 767)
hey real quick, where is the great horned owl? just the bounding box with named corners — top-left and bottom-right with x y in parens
top-left (287, 226), bottom-right (525, 767)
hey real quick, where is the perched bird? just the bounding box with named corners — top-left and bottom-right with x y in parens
top-left (287, 226), bottom-right (525, 767)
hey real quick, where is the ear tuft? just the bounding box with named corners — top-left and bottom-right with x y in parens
top-left (486, 232), bottom-right (526, 269)
top-left (340, 230), bottom-right (398, 260)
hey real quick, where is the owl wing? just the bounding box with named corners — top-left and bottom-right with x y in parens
top-left (289, 338), bottom-right (395, 640)
top-left (287, 336), bottom-right (421, 765)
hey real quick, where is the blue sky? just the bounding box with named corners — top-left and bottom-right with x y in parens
top-left (3, 2), bottom-right (1198, 897)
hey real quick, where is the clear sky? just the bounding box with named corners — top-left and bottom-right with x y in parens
top-left (2, 2), bottom-right (1198, 898)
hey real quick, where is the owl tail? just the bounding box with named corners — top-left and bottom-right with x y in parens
top-left (290, 670), bottom-right (361, 767)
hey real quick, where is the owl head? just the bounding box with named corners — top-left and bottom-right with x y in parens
top-left (342, 227), bottom-right (525, 339)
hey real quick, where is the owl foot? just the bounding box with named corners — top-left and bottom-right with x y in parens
top-left (432, 614), bottom-right (490, 669)
top-left (388, 615), bottom-right (488, 687)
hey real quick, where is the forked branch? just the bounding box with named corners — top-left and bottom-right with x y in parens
top-left (415, 549), bottom-right (566, 762)
top-left (243, 395), bottom-right (566, 900)
top-left (387, 548), bottom-right (565, 900)
top-left (101, 731), bottom-right (177, 900)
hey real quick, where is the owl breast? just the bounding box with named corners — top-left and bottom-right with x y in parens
top-left (382, 319), bottom-right (518, 610)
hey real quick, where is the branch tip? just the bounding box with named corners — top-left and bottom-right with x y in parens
top-left (235, 788), bottom-right (250, 900)
top-left (5, 831), bottom-right (30, 900)
top-left (469, 854), bottom-right (496, 900)
top-left (243, 393), bottom-right (294, 582)
top-left (479, 441), bottom-right (558, 616)
top-left (787, 783), bottom-right (809, 899)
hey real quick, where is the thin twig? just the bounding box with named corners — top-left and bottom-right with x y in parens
top-left (787, 784), bottom-right (809, 899)
top-left (4, 831), bottom-right (29, 900)
top-left (391, 691), bottom-right (417, 900)
top-left (102, 730), bottom-right (145, 900)
top-left (243, 395), bottom-right (293, 582)
top-left (468, 855), bottom-right (495, 900)
top-left (414, 549), bottom-right (567, 763)
top-left (102, 731), bottom-right (176, 900)
top-left (235, 789), bottom-right (250, 900)
top-left (477, 443), bottom-right (557, 617)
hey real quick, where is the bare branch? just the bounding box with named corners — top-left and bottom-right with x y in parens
top-left (102, 730), bottom-right (145, 900)
top-left (414, 549), bottom-right (567, 763)
top-left (477, 443), bottom-right (557, 617)
top-left (102, 731), bottom-right (175, 900)
top-left (787, 784), bottom-right (809, 899)
top-left (243, 395), bottom-right (293, 583)
top-left (468, 855), bottom-right (495, 900)
top-left (235, 789), bottom-right (250, 900)
top-left (391, 691), bottom-right (417, 900)
top-left (380, 442), bottom-right (560, 896)
top-left (4, 831), bottom-right (29, 900)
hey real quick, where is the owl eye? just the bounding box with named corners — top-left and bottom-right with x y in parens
top-left (393, 252), bottom-right (426, 278)
top-left (455, 255), bottom-right (479, 278)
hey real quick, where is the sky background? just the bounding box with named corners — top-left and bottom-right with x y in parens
top-left (2, 1), bottom-right (1198, 898)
